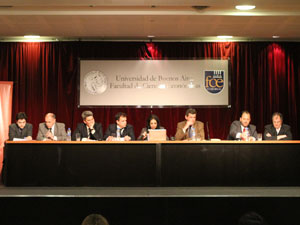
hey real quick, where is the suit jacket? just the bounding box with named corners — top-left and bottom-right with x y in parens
top-left (137, 126), bottom-right (168, 140)
top-left (36, 122), bottom-right (67, 141)
top-left (71, 122), bottom-right (103, 141)
top-left (263, 123), bottom-right (292, 140)
top-left (228, 120), bottom-right (258, 140)
top-left (9, 123), bottom-right (33, 140)
top-left (175, 121), bottom-right (205, 140)
top-left (104, 124), bottom-right (135, 140)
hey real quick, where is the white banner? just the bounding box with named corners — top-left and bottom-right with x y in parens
top-left (80, 60), bottom-right (229, 106)
top-left (0, 81), bottom-right (13, 173)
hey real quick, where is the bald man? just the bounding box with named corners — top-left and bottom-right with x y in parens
top-left (36, 113), bottom-right (67, 141)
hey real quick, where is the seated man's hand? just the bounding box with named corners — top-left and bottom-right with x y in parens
top-left (25, 136), bottom-right (32, 141)
top-left (124, 135), bottom-right (131, 141)
top-left (277, 134), bottom-right (287, 140)
top-left (249, 136), bottom-right (256, 141)
top-left (241, 132), bottom-right (248, 140)
top-left (106, 136), bottom-right (114, 141)
top-left (183, 120), bottom-right (194, 131)
top-left (46, 131), bottom-right (54, 140)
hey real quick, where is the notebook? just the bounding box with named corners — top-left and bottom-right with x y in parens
top-left (148, 129), bottom-right (167, 141)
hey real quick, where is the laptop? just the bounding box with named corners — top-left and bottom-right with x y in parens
top-left (148, 129), bottom-right (167, 141)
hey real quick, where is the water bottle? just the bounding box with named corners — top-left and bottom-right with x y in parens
top-left (67, 128), bottom-right (71, 141)
top-left (191, 126), bottom-right (196, 140)
top-left (245, 127), bottom-right (250, 141)
top-left (116, 128), bottom-right (121, 141)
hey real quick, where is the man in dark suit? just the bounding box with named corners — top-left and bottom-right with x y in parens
top-left (175, 108), bottom-right (205, 140)
top-left (264, 112), bottom-right (292, 140)
top-left (9, 112), bottom-right (33, 140)
top-left (228, 110), bottom-right (258, 141)
top-left (104, 112), bottom-right (135, 141)
top-left (36, 113), bottom-right (67, 141)
top-left (72, 110), bottom-right (103, 141)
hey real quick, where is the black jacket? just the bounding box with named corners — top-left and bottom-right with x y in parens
top-left (71, 122), bottom-right (103, 141)
top-left (263, 124), bottom-right (292, 140)
top-left (104, 124), bottom-right (135, 140)
top-left (9, 123), bottom-right (33, 140)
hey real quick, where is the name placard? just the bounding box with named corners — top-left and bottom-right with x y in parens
top-left (79, 59), bottom-right (229, 106)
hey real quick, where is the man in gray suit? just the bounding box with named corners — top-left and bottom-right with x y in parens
top-left (9, 112), bottom-right (33, 140)
top-left (228, 110), bottom-right (258, 141)
top-left (36, 113), bottom-right (67, 141)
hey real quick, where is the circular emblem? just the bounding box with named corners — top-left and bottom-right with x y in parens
top-left (84, 71), bottom-right (107, 95)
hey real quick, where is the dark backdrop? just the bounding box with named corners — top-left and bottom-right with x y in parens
top-left (0, 41), bottom-right (299, 139)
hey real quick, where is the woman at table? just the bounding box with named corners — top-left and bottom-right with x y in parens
top-left (137, 114), bottom-right (168, 140)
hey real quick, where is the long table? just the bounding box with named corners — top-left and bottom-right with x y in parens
top-left (3, 141), bottom-right (300, 186)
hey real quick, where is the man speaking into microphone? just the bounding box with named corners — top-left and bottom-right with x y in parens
top-left (175, 108), bottom-right (205, 141)
top-left (228, 110), bottom-right (257, 141)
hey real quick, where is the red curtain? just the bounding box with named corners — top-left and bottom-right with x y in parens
top-left (0, 41), bottom-right (299, 140)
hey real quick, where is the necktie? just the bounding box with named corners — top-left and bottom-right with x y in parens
top-left (88, 128), bottom-right (92, 139)
top-left (242, 127), bottom-right (248, 141)
top-left (189, 126), bottom-right (195, 138)
top-left (89, 128), bottom-right (96, 140)
top-left (48, 128), bottom-right (52, 140)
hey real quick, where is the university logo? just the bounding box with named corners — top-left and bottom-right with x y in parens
top-left (204, 70), bottom-right (225, 94)
top-left (84, 70), bottom-right (108, 95)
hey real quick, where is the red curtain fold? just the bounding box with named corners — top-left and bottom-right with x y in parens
top-left (0, 41), bottom-right (299, 140)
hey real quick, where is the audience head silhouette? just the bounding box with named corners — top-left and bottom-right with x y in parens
top-left (81, 214), bottom-right (109, 225)
top-left (238, 211), bottom-right (268, 225)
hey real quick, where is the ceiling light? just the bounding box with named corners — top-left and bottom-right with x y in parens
top-left (272, 35), bottom-right (280, 39)
top-left (147, 35), bottom-right (155, 38)
top-left (217, 35), bottom-right (233, 39)
top-left (24, 35), bottom-right (40, 39)
top-left (235, 5), bottom-right (256, 10)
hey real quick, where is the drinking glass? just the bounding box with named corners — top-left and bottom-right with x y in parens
top-left (76, 133), bottom-right (81, 141)
top-left (257, 133), bottom-right (262, 141)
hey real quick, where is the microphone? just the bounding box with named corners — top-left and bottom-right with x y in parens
top-left (206, 121), bottom-right (210, 140)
